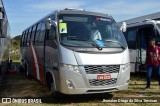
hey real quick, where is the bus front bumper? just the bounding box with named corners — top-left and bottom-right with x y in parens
top-left (58, 65), bottom-right (130, 95)
top-left (59, 83), bottom-right (128, 95)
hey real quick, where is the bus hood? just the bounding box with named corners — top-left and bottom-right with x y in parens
top-left (59, 45), bottom-right (129, 65)
top-left (73, 49), bottom-right (129, 65)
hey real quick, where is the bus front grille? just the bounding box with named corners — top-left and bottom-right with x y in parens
top-left (89, 78), bottom-right (117, 86)
top-left (84, 65), bottom-right (120, 74)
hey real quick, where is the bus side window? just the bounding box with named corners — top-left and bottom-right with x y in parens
top-left (27, 28), bottom-right (32, 46)
top-left (24, 30), bottom-right (29, 46)
top-left (31, 25), bottom-right (37, 45)
top-left (35, 22), bottom-right (42, 44)
top-left (126, 29), bottom-right (137, 49)
top-left (23, 31), bottom-right (26, 46)
top-left (21, 31), bottom-right (25, 46)
top-left (39, 22), bottom-right (45, 42)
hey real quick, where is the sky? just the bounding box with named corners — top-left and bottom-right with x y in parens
top-left (3, 0), bottom-right (160, 37)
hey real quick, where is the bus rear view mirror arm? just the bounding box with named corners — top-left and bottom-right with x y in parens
top-left (45, 18), bottom-right (57, 30)
top-left (120, 22), bottom-right (127, 32)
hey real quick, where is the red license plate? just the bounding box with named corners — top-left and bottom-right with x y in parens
top-left (97, 74), bottom-right (111, 80)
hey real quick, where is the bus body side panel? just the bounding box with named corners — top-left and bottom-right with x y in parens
top-left (0, 38), bottom-right (10, 75)
top-left (27, 45), bottom-right (37, 78)
top-left (0, 0), bottom-right (11, 75)
top-left (22, 42), bottom-right (41, 80)
top-left (33, 44), bottom-right (45, 84)
top-left (44, 41), bottom-right (60, 91)
top-left (23, 45), bottom-right (35, 77)
top-left (0, 18), bottom-right (10, 75)
top-left (129, 49), bottom-right (138, 72)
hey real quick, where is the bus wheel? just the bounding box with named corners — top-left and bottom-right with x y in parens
top-left (50, 82), bottom-right (57, 97)
top-left (46, 75), bottom-right (58, 97)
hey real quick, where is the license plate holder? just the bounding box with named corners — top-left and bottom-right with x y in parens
top-left (97, 74), bottom-right (111, 80)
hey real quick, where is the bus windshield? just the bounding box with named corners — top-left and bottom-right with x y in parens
top-left (58, 14), bottom-right (127, 48)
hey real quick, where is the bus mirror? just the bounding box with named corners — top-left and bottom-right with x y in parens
top-left (45, 18), bottom-right (57, 30)
top-left (120, 22), bottom-right (127, 32)
top-left (45, 18), bottom-right (51, 30)
top-left (0, 19), bottom-right (7, 38)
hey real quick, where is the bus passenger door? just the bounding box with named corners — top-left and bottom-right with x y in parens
top-left (44, 25), bottom-right (59, 86)
top-left (34, 22), bottom-right (45, 84)
top-left (126, 28), bottom-right (138, 72)
top-left (137, 25), bottom-right (155, 71)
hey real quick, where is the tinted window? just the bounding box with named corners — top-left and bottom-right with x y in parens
top-left (35, 23), bottom-right (42, 42)
top-left (21, 31), bottom-right (25, 46)
top-left (39, 22), bottom-right (46, 42)
top-left (31, 25), bottom-right (37, 44)
top-left (27, 28), bottom-right (32, 41)
top-left (26, 28), bottom-right (32, 46)
top-left (24, 30), bottom-right (29, 46)
top-left (50, 15), bottom-right (55, 20)
top-left (127, 29), bottom-right (136, 41)
top-left (126, 28), bottom-right (137, 49)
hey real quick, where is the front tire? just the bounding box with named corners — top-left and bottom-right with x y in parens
top-left (46, 75), bottom-right (59, 97)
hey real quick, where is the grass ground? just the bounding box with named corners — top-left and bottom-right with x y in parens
top-left (0, 72), bottom-right (160, 106)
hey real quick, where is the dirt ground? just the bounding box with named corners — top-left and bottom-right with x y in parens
top-left (0, 72), bottom-right (160, 106)
top-left (0, 73), bottom-right (51, 97)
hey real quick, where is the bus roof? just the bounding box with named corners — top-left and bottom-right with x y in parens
top-left (23, 9), bottom-right (112, 32)
top-left (58, 9), bottom-right (111, 17)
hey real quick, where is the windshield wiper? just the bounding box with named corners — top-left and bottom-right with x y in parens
top-left (68, 37), bottom-right (103, 50)
top-left (105, 40), bottom-right (125, 50)
top-left (92, 40), bottom-right (103, 50)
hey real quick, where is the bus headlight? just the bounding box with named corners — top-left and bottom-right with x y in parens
top-left (61, 64), bottom-right (80, 73)
top-left (122, 63), bottom-right (130, 73)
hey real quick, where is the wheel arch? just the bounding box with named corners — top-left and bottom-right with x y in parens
top-left (45, 70), bottom-right (57, 90)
